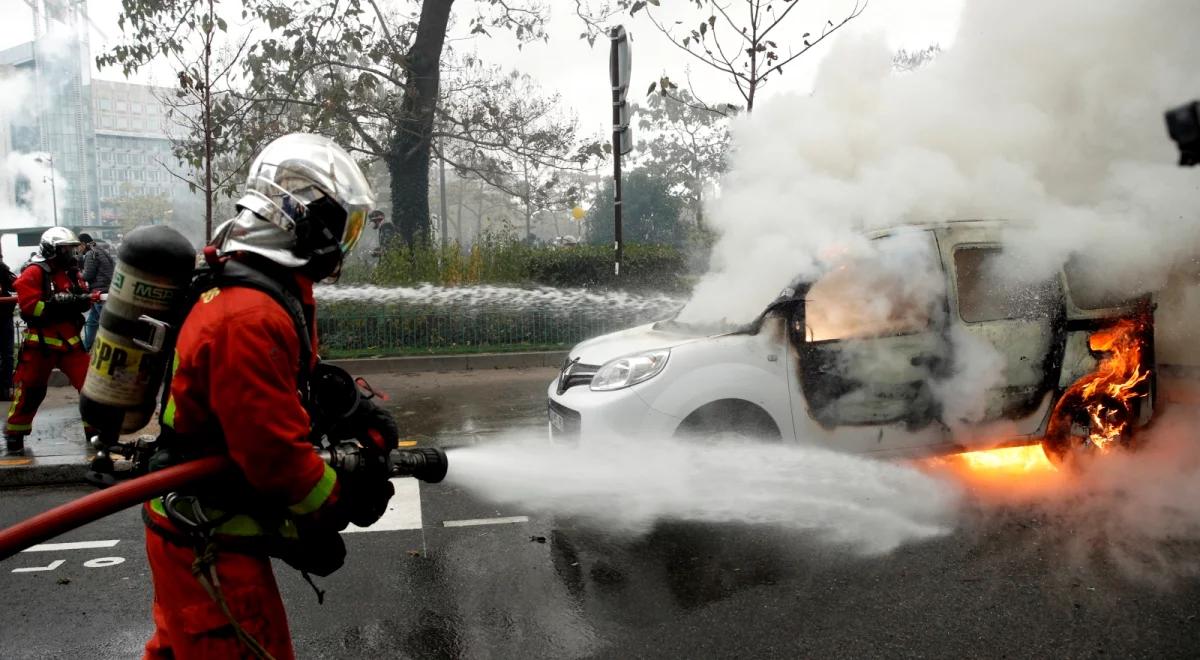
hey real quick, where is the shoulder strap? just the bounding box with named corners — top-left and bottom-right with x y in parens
top-left (27, 262), bottom-right (52, 299)
top-left (157, 258), bottom-right (315, 430)
top-left (215, 260), bottom-right (314, 376)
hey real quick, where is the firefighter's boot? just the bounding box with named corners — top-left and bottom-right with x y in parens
top-left (4, 435), bottom-right (25, 457)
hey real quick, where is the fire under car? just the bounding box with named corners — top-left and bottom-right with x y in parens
top-left (548, 220), bottom-right (1155, 464)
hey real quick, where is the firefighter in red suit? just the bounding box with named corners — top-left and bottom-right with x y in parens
top-left (142, 134), bottom-right (393, 659)
top-left (4, 227), bottom-right (99, 456)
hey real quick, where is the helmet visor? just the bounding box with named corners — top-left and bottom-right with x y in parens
top-left (342, 207), bottom-right (367, 253)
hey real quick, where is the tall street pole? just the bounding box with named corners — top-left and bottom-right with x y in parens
top-left (609, 26), bottom-right (632, 277)
top-left (49, 165), bottom-right (59, 227)
top-left (611, 87), bottom-right (623, 276)
top-left (438, 138), bottom-right (449, 250)
top-left (37, 155), bottom-right (59, 227)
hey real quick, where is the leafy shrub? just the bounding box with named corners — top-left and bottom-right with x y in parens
top-left (343, 235), bottom-right (687, 293)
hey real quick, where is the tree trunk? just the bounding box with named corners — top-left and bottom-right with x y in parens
top-left (389, 0), bottom-right (453, 246)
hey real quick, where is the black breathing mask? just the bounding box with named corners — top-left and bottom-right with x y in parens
top-left (295, 196), bottom-right (348, 282)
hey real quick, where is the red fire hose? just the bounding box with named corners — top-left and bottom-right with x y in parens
top-left (0, 456), bottom-right (232, 561)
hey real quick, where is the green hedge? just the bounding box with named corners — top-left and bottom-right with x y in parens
top-left (523, 244), bottom-right (686, 290)
top-left (342, 238), bottom-right (687, 293)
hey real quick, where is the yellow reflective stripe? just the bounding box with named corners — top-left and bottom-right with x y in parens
top-left (149, 496), bottom-right (167, 517)
top-left (21, 334), bottom-right (79, 347)
top-left (148, 497), bottom-right (300, 539)
top-left (289, 463), bottom-right (337, 515)
top-left (162, 397), bottom-right (176, 427)
top-left (5, 422), bottom-right (31, 432)
top-left (161, 352), bottom-right (180, 428)
top-left (7, 386), bottom-right (21, 418)
top-left (32, 301), bottom-right (44, 317)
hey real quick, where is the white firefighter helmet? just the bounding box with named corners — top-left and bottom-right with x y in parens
top-left (38, 226), bottom-right (81, 261)
top-left (215, 133), bottom-right (375, 269)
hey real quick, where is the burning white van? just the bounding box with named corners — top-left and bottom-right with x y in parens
top-left (548, 220), bottom-right (1155, 464)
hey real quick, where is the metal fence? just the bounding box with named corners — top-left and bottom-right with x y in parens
top-left (317, 309), bottom-right (661, 354)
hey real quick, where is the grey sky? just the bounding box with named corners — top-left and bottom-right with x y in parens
top-left (2, 0), bottom-right (961, 139)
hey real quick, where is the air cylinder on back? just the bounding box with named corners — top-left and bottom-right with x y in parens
top-left (80, 226), bottom-right (196, 446)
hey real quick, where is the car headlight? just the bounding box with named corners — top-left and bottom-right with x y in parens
top-left (590, 349), bottom-right (670, 391)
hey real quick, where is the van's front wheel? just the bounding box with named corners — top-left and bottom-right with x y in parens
top-left (674, 400), bottom-right (782, 443)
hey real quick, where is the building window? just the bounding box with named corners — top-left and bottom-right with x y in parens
top-left (99, 98), bottom-right (111, 110)
top-left (131, 102), bottom-right (142, 114)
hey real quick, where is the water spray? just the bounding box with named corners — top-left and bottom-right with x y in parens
top-left (313, 283), bottom-right (684, 317)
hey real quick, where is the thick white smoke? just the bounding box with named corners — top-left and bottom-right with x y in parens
top-left (0, 25), bottom-right (77, 267)
top-left (682, 0), bottom-right (1200, 325)
top-left (2, 152), bottom-right (64, 227)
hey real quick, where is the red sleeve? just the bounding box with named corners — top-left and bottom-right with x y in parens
top-left (207, 301), bottom-right (333, 510)
top-left (14, 265), bottom-right (45, 317)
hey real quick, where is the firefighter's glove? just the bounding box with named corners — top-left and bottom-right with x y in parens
top-left (329, 441), bottom-right (395, 528)
top-left (343, 475), bottom-right (395, 528)
top-left (352, 397), bottom-right (401, 454)
top-left (45, 292), bottom-right (92, 318)
top-left (89, 290), bottom-right (102, 303)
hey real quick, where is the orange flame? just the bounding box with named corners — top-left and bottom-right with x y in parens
top-left (955, 444), bottom-right (1058, 474)
top-left (924, 444), bottom-right (1058, 478)
top-left (929, 316), bottom-right (1151, 478)
top-left (1075, 318), bottom-right (1151, 453)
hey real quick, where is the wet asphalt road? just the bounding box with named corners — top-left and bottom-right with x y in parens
top-left (2, 367), bottom-right (1200, 659)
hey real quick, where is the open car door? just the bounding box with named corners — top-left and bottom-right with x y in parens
top-left (936, 224), bottom-right (1062, 436)
top-left (789, 229), bottom-right (951, 453)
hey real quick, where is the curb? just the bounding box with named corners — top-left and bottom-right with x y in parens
top-left (0, 457), bottom-right (92, 488)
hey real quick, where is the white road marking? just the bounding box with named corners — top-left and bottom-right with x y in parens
top-left (23, 540), bottom-right (120, 553)
top-left (344, 477), bottom-right (423, 533)
top-left (442, 516), bottom-right (530, 528)
top-left (13, 560), bottom-right (65, 573)
top-left (83, 557), bottom-right (126, 568)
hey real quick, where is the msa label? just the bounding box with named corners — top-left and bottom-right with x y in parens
top-left (133, 281), bottom-right (175, 303)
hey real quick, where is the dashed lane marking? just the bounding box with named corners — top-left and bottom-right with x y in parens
top-left (344, 477), bottom-right (423, 533)
top-left (23, 540), bottom-right (121, 552)
top-left (443, 516), bottom-right (530, 528)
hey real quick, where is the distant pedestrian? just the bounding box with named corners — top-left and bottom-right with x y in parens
top-left (0, 248), bottom-right (16, 401)
top-left (370, 210), bottom-right (400, 255)
top-left (77, 233), bottom-right (115, 351)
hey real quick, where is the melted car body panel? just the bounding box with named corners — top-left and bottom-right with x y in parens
top-left (549, 219), bottom-right (1155, 456)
